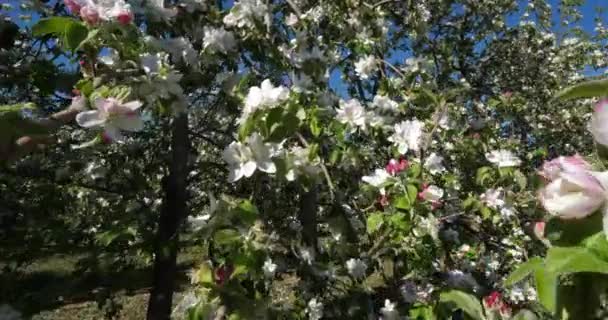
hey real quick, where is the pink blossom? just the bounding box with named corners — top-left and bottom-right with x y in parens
top-left (533, 221), bottom-right (545, 240)
top-left (385, 158), bottom-right (408, 175)
top-left (538, 155), bottom-right (608, 219)
top-left (80, 5), bottom-right (100, 25)
top-left (378, 194), bottom-right (389, 208)
top-left (64, 0), bottom-right (82, 14)
top-left (115, 10), bottom-right (133, 25)
top-left (591, 99), bottom-right (608, 147)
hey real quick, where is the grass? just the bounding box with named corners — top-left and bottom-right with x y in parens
top-left (0, 245), bottom-right (204, 319)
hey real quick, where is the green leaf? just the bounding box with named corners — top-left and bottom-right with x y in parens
top-left (475, 166), bottom-right (493, 186)
top-left (439, 290), bottom-right (485, 320)
top-left (546, 246), bottom-right (608, 275)
top-left (505, 257), bottom-right (543, 286)
top-left (366, 212), bottom-right (383, 234)
top-left (406, 184), bottom-right (418, 203)
top-left (75, 29), bottom-right (99, 51)
top-left (309, 113), bottom-right (322, 137)
top-left (32, 17), bottom-right (77, 37)
top-left (555, 79), bottom-right (608, 100)
top-left (409, 304), bottom-right (436, 320)
top-left (32, 17), bottom-right (87, 51)
top-left (64, 21), bottom-right (88, 50)
top-left (545, 211), bottom-right (603, 246)
top-left (193, 263), bottom-right (214, 285)
top-left (534, 268), bottom-right (558, 314)
top-left (513, 170), bottom-right (527, 190)
top-left (408, 163), bottom-right (421, 178)
top-left (236, 200), bottom-right (259, 225)
top-left (395, 194), bottom-right (412, 210)
top-left (583, 233), bottom-right (608, 261)
top-left (214, 229), bottom-right (241, 246)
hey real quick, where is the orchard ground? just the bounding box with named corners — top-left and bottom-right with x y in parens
top-left (0, 243), bottom-right (203, 319)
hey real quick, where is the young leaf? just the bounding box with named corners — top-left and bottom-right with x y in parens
top-left (555, 79), bottom-right (608, 100)
top-left (366, 212), bottom-right (383, 234)
top-left (32, 17), bottom-right (78, 37)
top-left (545, 246), bottom-right (608, 275)
top-left (505, 257), bottom-right (543, 286)
top-left (534, 269), bottom-right (558, 314)
top-left (439, 290), bottom-right (485, 320)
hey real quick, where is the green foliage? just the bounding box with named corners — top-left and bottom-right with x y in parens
top-left (439, 290), bottom-right (485, 320)
top-left (555, 79), bottom-right (608, 100)
top-left (32, 17), bottom-right (88, 51)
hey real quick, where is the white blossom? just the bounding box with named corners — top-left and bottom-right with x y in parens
top-left (336, 99), bottom-right (367, 130)
top-left (161, 37), bottom-right (198, 67)
top-left (76, 98), bottom-right (144, 143)
top-left (424, 153), bottom-right (446, 174)
top-left (380, 299), bottom-right (399, 320)
top-left (485, 149), bottom-right (521, 167)
top-left (203, 27), bottom-right (237, 54)
top-left (241, 79), bottom-right (290, 122)
top-left (306, 298), bottom-right (324, 320)
top-left (354, 55), bottom-right (377, 80)
top-left (263, 258), bottom-right (278, 278)
top-left (481, 188), bottom-right (506, 209)
top-left (362, 168), bottom-right (391, 188)
top-left (223, 0), bottom-right (270, 29)
top-left (222, 133), bottom-right (277, 182)
top-left (346, 258), bottom-right (367, 278)
top-left (389, 119), bottom-right (424, 154)
top-left (420, 185), bottom-right (444, 202)
top-left (373, 95), bottom-right (399, 112)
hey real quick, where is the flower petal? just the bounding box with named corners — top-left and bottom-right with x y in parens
top-left (103, 126), bottom-right (126, 143)
top-left (241, 161), bottom-right (257, 177)
top-left (76, 110), bottom-right (105, 128)
top-left (122, 100), bottom-right (143, 111)
top-left (112, 114), bottom-right (144, 132)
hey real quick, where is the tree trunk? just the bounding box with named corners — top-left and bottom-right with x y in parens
top-left (298, 186), bottom-right (318, 255)
top-left (146, 113), bottom-right (189, 320)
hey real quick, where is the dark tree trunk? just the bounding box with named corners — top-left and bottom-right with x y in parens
top-left (146, 113), bottom-right (189, 320)
top-left (298, 186), bottom-right (318, 255)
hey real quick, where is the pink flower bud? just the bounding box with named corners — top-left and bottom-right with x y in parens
top-left (64, 0), bottom-right (82, 14)
top-left (533, 221), bottom-right (545, 240)
top-left (80, 6), bottom-right (100, 25)
top-left (116, 11), bottom-right (133, 25)
top-left (483, 291), bottom-right (502, 309)
top-left (378, 194), bottom-right (389, 208)
top-left (214, 265), bottom-right (233, 286)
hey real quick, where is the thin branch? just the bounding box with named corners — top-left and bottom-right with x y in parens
top-left (372, 0), bottom-right (398, 8)
top-left (285, 0), bottom-right (303, 17)
top-left (296, 132), bottom-right (335, 200)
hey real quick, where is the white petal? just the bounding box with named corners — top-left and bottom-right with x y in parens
top-left (112, 115), bottom-right (144, 132)
top-left (241, 161), bottom-right (257, 177)
top-left (122, 100), bottom-right (143, 111)
top-left (103, 126), bottom-right (126, 143)
top-left (228, 167), bottom-right (243, 182)
top-left (76, 110), bottom-right (106, 128)
top-left (257, 160), bottom-right (276, 173)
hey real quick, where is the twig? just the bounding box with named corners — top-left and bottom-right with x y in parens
top-left (285, 0), bottom-right (303, 17)
top-left (372, 0), bottom-right (397, 8)
top-left (381, 59), bottom-right (407, 79)
top-left (296, 132), bottom-right (335, 200)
